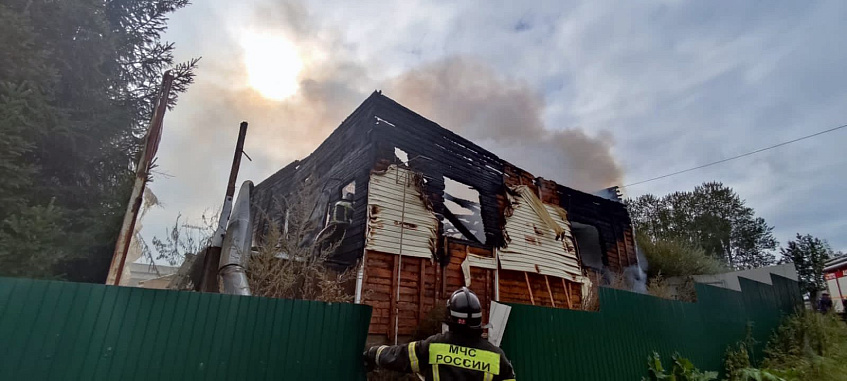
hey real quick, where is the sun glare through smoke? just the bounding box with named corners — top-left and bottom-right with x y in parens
top-left (242, 33), bottom-right (303, 100)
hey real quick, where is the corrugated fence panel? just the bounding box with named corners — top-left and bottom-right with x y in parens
top-left (501, 274), bottom-right (801, 380)
top-left (0, 277), bottom-right (372, 381)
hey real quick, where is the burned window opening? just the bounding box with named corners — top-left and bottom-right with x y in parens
top-left (394, 147), bottom-right (409, 165)
top-left (571, 221), bottom-right (604, 270)
top-left (442, 177), bottom-right (486, 244)
top-left (342, 180), bottom-right (356, 199)
top-left (442, 206), bottom-right (481, 245)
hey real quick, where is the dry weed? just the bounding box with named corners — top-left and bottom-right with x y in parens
top-left (248, 184), bottom-right (356, 303)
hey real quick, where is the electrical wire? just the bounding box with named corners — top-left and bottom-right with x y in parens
top-left (625, 123), bottom-right (847, 187)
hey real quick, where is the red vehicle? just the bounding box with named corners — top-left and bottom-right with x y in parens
top-left (823, 256), bottom-right (847, 313)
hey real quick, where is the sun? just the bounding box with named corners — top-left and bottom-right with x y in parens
top-left (241, 33), bottom-right (303, 100)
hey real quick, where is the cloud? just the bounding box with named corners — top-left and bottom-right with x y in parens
top-left (143, 0), bottom-right (847, 256)
top-left (386, 57), bottom-right (623, 191)
top-left (142, 0), bottom-right (377, 250)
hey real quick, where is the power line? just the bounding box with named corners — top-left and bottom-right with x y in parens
top-left (625, 122), bottom-right (847, 187)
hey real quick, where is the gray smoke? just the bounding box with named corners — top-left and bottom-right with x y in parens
top-left (172, 0), bottom-right (373, 178)
top-left (386, 57), bottom-right (624, 191)
top-left (159, 2), bottom-right (624, 212)
top-left (623, 265), bottom-right (648, 294)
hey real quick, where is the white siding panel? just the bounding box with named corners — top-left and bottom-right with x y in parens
top-left (365, 165), bottom-right (438, 258)
top-left (836, 277), bottom-right (847, 313)
top-left (500, 189), bottom-right (583, 281)
top-left (465, 254), bottom-right (498, 270)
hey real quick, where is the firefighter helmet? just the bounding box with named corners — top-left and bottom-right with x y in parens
top-left (447, 287), bottom-right (483, 329)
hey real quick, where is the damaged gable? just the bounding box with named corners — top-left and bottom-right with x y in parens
top-left (365, 165), bottom-right (438, 258)
top-left (500, 185), bottom-right (584, 282)
top-left (252, 92), bottom-right (639, 339)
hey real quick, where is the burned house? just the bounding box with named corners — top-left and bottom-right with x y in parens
top-left (251, 92), bottom-right (637, 342)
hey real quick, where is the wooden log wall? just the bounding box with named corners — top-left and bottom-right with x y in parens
top-left (442, 240), bottom-right (495, 325)
top-left (535, 178), bottom-right (561, 206)
top-left (363, 239), bottom-right (502, 339)
top-left (498, 270), bottom-right (581, 309)
top-left (362, 250), bottom-right (437, 338)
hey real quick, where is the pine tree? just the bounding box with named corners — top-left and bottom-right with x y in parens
top-left (0, 0), bottom-right (197, 280)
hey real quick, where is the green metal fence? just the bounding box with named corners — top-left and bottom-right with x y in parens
top-left (500, 275), bottom-right (802, 380)
top-left (0, 277), bottom-right (372, 380)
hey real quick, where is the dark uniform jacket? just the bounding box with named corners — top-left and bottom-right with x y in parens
top-left (374, 331), bottom-right (516, 381)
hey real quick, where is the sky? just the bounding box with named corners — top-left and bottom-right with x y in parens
top-left (140, 0), bottom-right (847, 263)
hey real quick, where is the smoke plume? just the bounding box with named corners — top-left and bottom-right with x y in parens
top-left (386, 57), bottom-right (623, 191)
top-left (159, 1), bottom-right (624, 214)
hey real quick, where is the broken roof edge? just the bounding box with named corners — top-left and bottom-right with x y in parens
top-left (254, 91), bottom-right (628, 215)
top-left (254, 93), bottom-right (382, 191)
top-left (372, 91), bottom-right (626, 210)
top-left (371, 91), bottom-right (503, 163)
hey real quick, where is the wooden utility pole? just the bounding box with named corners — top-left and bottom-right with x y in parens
top-left (106, 72), bottom-right (174, 286)
top-left (198, 121), bottom-right (249, 292)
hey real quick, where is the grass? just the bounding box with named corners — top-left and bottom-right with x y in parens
top-left (759, 310), bottom-right (847, 380)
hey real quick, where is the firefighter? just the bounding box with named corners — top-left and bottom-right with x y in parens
top-left (819, 292), bottom-right (834, 314)
top-left (363, 287), bottom-right (516, 381)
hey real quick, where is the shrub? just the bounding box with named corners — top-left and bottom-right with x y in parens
top-left (638, 233), bottom-right (725, 278)
top-left (246, 184), bottom-right (357, 303)
top-left (759, 310), bottom-right (847, 380)
top-left (724, 341), bottom-right (752, 379)
top-left (647, 274), bottom-right (677, 300)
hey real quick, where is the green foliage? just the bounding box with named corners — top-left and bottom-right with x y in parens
top-left (779, 234), bottom-right (833, 300)
top-left (0, 5), bottom-right (55, 220)
top-left (628, 182), bottom-right (777, 270)
top-left (644, 352), bottom-right (718, 381)
top-left (0, 201), bottom-right (68, 278)
top-left (638, 232), bottom-right (726, 278)
top-left (724, 323), bottom-right (775, 381)
top-left (724, 342), bottom-right (752, 379)
top-left (731, 368), bottom-right (786, 381)
top-left (0, 0), bottom-right (197, 280)
top-left (760, 310), bottom-right (847, 381)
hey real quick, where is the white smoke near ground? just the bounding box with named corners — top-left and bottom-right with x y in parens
top-left (386, 57), bottom-right (624, 191)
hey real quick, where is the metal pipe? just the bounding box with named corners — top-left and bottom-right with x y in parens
top-left (199, 121), bottom-right (249, 292)
top-left (219, 181), bottom-right (254, 296)
top-left (354, 254), bottom-right (366, 303)
top-left (395, 166), bottom-right (408, 345)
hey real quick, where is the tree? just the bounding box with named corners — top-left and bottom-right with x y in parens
top-left (779, 234), bottom-right (833, 300)
top-left (0, 202), bottom-right (68, 279)
top-left (628, 182), bottom-right (777, 270)
top-left (149, 213), bottom-right (216, 266)
top-left (0, 0), bottom-right (197, 280)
